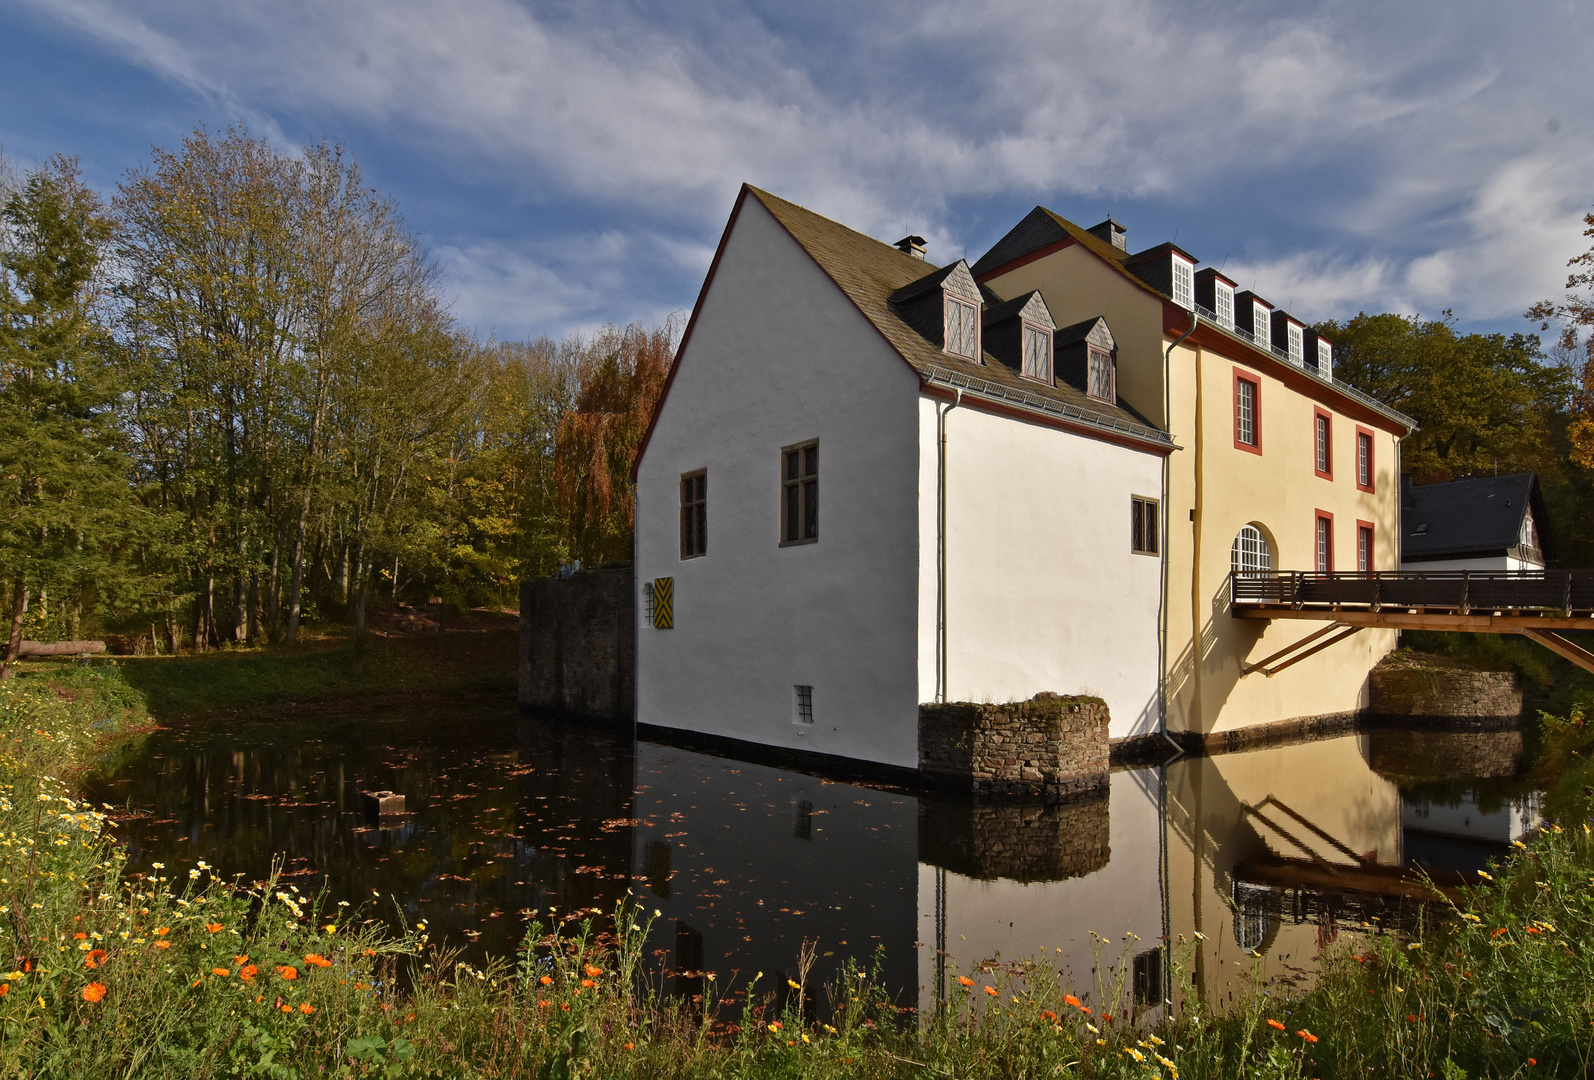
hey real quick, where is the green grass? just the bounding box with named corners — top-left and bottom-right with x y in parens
top-left (112, 631), bottom-right (518, 718)
top-left (3, 660), bottom-right (1594, 1076)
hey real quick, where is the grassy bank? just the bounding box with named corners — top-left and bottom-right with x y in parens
top-left (113, 629), bottom-right (517, 718)
top-left (2, 662), bottom-right (1593, 1076)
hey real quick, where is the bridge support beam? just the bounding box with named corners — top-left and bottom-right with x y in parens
top-left (1241, 622), bottom-right (1363, 677)
top-left (1518, 629), bottom-right (1594, 676)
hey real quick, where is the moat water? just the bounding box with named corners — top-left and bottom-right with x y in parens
top-left (82, 702), bottom-right (1540, 1012)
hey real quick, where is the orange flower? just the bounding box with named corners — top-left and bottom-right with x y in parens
top-left (205, 923), bottom-right (224, 934)
top-left (304, 954), bottom-right (332, 968)
top-left (1529, 1058), bottom-right (1538, 1066)
top-left (153, 928), bottom-right (169, 937)
top-left (538, 1000), bottom-right (552, 1009)
top-left (581, 979), bottom-right (596, 988)
top-left (958, 976), bottom-right (974, 987)
top-left (1492, 928), bottom-right (1509, 937)
top-left (539, 975), bottom-right (553, 986)
top-left (584, 964), bottom-right (602, 978)
top-left (154, 941), bottom-right (171, 950)
top-left (1040, 1011), bottom-right (1057, 1022)
top-left (768, 1021), bottom-right (782, 1031)
top-left (73, 932), bottom-right (87, 941)
top-left (1297, 1030), bottom-right (1319, 1043)
top-left (1102, 1014), bottom-right (1113, 1022)
top-left (298, 1002), bottom-right (315, 1014)
top-left (0, 984), bottom-right (10, 997)
top-left (1267, 1019), bottom-right (1286, 1031)
top-left (1063, 993), bottom-right (1082, 1009)
top-left (233, 955), bottom-right (249, 966)
top-left (362, 949), bottom-right (376, 957)
top-left (276, 966), bottom-right (298, 980)
top-left (561, 1003), bottom-right (570, 1011)
top-left (280, 1004), bottom-right (293, 1014)
top-left (212, 968), bottom-right (230, 977)
top-left (624, 1042), bottom-right (634, 1051)
top-left (84, 950), bottom-right (107, 969)
top-left (1406, 1014), bottom-right (1417, 1023)
top-left (81, 982), bottom-right (107, 1003)
top-left (239, 965), bottom-right (259, 983)
top-left (983, 986), bottom-right (998, 997)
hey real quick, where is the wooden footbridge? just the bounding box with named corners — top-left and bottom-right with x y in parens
top-left (1231, 570), bottom-right (1594, 677)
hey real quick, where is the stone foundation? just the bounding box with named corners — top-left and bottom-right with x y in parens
top-left (918, 788), bottom-right (1109, 882)
top-left (519, 565), bottom-right (634, 721)
top-left (918, 693), bottom-right (1109, 799)
top-left (1369, 654), bottom-right (1522, 721)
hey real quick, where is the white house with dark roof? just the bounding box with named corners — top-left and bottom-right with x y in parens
top-left (630, 186), bottom-right (1172, 770)
top-left (1400, 473), bottom-right (1551, 572)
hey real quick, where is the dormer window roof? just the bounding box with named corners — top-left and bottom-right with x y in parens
top-left (1270, 310), bottom-right (1305, 366)
top-left (1126, 242), bottom-right (1199, 310)
top-left (1304, 328), bottom-right (1334, 378)
top-left (982, 290), bottom-right (1056, 383)
top-left (1233, 291), bottom-right (1273, 349)
top-left (890, 259), bottom-right (983, 362)
top-left (1195, 269), bottom-right (1237, 330)
top-left (1053, 316), bottom-right (1118, 403)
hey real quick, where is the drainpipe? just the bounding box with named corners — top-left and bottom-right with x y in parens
top-left (1160, 311), bottom-right (1199, 756)
top-left (937, 388), bottom-right (962, 704)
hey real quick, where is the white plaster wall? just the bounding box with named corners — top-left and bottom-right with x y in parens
top-left (1400, 556), bottom-right (1538, 572)
top-left (915, 769), bottom-right (1166, 1012)
top-left (917, 396), bottom-right (1166, 737)
top-left (635, 197), bottom-right (924, 767)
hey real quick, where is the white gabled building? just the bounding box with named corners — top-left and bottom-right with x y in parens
top-left (632, 186), bottom-right (1174, 770)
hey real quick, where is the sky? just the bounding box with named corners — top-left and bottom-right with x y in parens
top-left (1, 0), bottom-right (1590, 344)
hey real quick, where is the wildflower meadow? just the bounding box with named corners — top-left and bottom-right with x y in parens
top-left (0, 659), bottom-right (1590, 1077)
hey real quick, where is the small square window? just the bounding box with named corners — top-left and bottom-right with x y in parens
top-left (1131, 496), bottom-right (1159, 556)
top-left (793, 685), bottom-right (814, 725)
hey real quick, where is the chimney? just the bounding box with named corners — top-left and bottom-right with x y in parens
top-left (895, 235), bottom-right (927, 260)
top-left (1087, 218), bottom-right (1127, 252)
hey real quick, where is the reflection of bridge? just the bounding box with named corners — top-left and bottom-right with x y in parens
top-left (1231, 570), bottom-right (1594, 676)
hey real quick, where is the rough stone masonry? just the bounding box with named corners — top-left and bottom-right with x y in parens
top-left (918, 692), bottom-right (1110, 799)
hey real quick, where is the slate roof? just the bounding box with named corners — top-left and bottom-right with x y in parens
top-left (1403, 472), bottom-right (1549, 561)
top-left (745, 187), bottom-right (1171, 449)
top-left (968, 205), bottom-right (1165, 301)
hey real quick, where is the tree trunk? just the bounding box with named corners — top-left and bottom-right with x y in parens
top-left (1, 582), bottom-right (29, 681)
top-left (266, 539), bottom-right (282, 642)
top-left (166, 610), bottom-right (179, 656)
top-left (285, 501), bottom-right (310, 645)
top-left (336, 540), bottom-right (349, 604)
top-left (191, 590), bottom-right (205, 655)
top-left (246, 572), bottom-right (260, 645)
top-left (232, 571), bottom-right (246, 645)
top-left (350, 541), bottom-right (367, 635)
top-left (392, 555), bottom-right (400, 602)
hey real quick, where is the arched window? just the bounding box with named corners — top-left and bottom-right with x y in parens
top-left (1231, 524), bottom-right (1273, 578)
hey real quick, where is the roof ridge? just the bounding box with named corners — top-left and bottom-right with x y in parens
top-left (745, 186), bottom-right (938, 271)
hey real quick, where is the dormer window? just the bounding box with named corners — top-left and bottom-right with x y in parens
top-left (1022, 323), bottom-right (1051, 381)
top-left (1253, 302), bottom-right (1270, 346)
top-left (1317, 338), bottom-right (1333, 378)
top-left (1287, 323), bottom-right (1303, 366)
top-left (1087, 346), bottom-right (1115, 401)
top-left (1171, 256), bottom-right (1194, 310)
top-left (945, 297), bottom-right (979, 360)
top-left (1214, 280), bottom-right (1234, 329)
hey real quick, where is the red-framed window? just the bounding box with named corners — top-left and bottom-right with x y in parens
top-left (1313, 407), bottom-right (1333, 479)
top-left (1356, 519), bottom-right (1374, 574)
top-left (1315, 510), bottom-right (1334, 572)
top-left (1355, 427), bottom-right (1375, 492)
top-left (1234, 370), bottom-right (1262, 454)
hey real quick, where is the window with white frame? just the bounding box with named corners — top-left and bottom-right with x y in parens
top-left (1172, 257), bottom-right (1194, 310)
top-left (1215, 281), bottom-right (1235, 329)
top-left (1287, 323), bottom-right (1304, 366)
top-left (1357, 524), bottom-right (1373, 574)
top-left (1087, 346), bottom-right (1116, 401)
top-left (945, 297), bottom-right (978, 360)
top-left (1315, 413), bottom-right (1332, 477)
top-left (1317, 338), bottom-right (1333, 376)
top-left (1356, 431), bottom-right (1372, 489)
top-left (1253, 302), bottom-right (1271, 346)
top-left (1316, 515), bottom-right (1333, 572)
top-left (1235, 375), bottom-right (1258, 447)
top-left (1231, 525), bottom-right (1273, 578)
top-left (1021, 323), bottom-right (1051, 381)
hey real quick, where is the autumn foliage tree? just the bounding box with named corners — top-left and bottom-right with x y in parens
top-left (1531, 207), bottom-right (1594, 471)
top-left (551, 322), bottom-right (674, 569)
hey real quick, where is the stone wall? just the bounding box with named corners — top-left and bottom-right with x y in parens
top-left (918, 789), bottom-right (1109, 882)
top-left (919, 693), bottom-right (1109, 799)
top-left (519, 565), bottom-right (635, 721)
top-left (1369, 654), bottom-right (1522, 720)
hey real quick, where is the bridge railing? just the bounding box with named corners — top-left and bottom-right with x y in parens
top-left (1230, 569), bottom-right (1594, 615)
